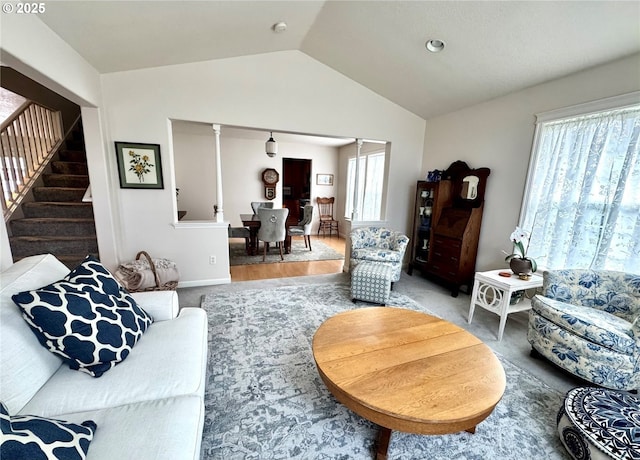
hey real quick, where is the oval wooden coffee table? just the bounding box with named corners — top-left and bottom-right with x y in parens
top-left (312, 307), bottom-right (506, 459)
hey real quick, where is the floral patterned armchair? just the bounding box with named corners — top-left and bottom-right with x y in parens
top-left (350, 227), bottom-right (410, 283)
top-left (528, 269), bottom-right (640, 391)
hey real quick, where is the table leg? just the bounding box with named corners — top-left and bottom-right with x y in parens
top-left (375, 427), bottom-right (392, 460)
top-left (497, 289), bottom-right (511, 341)
top-left (468, 279), bottom-right (481, 323)
top-left (248, 230), bottom-right (259, 256)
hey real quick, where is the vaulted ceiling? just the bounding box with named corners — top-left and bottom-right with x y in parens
top-left (37, 1), bottom-right (640, 120)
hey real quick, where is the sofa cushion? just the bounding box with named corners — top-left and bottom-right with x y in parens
top-left (12, 256), bottom-right (153, 378)
top-left (1, 401), bottom-right (96, 460)
top-left (20, 308), bottom-right (208, 417)
top-left (50, 396), bottom-right (203, 460)
top-left (531, 295), bottom-right (635, 355)
top-left (351, 248), bottom-right (403, 263)
top-left (1, 255), bottom-right (69, 415)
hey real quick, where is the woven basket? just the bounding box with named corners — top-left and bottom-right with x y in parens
top-left (130, 251), bottom-right (178, 292)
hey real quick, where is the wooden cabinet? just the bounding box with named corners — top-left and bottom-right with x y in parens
top-left (408, 180), bottom-right (453, 275)
top-left (408, 162), bottom-right (490, 297)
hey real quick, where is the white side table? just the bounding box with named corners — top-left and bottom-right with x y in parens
top-left (468, 269), bottom-right (543, 341)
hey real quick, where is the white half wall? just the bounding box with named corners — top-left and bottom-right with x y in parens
top-left (423, 53), bottom-right (640, 272)
top-left (100, 50), bottom-right (426, 285)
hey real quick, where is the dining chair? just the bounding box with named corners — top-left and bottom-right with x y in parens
top-left (257, 207), bottom-right (289, 261)
top-left (227, 224), bottom-right (251, 254)
top-left (317, 197), bottom-right (339, 237)
top-left (287, 204), bottom-right (314, 251)
top-left (251, 201), bottom-right (274, 215)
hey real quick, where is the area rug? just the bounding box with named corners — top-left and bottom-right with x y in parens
top-left (228, 238), bottom-right (344, 266)
top-left (199, 283), bottom-right (570, 459)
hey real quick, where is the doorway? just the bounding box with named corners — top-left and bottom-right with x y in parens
top-left (283, 158), bottom-right (312, 221)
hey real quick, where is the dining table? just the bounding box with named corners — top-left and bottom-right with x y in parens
top-left (240, 213), bottom-right (298, 256)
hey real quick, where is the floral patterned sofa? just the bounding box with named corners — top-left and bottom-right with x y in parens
top-left (527, 269), bottom-right (640, 391)
top-left (350, 227), bottom-right (409, 283)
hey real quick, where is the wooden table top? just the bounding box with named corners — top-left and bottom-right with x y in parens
top-left (312, 307), bottom-right (506, 436)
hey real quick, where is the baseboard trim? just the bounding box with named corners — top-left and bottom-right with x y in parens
top-left (178, 276), bottom-right (231, 288)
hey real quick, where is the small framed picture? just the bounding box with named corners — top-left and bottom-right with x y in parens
top-left (115, 142), bottom-right (164, 189)
top-left (316, 174), bottom-right (334, 186)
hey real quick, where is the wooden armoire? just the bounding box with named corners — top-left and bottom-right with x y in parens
top-left (408, 161), bottom-right (490, 296)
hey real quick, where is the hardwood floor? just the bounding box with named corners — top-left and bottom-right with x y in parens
top-left (230, 235), bottom-right (346, 282)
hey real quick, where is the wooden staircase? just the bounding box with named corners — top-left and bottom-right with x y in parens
top-left (8, 123), bottom-right (99, 268)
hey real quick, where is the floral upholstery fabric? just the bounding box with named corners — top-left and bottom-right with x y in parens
top-left (528, 269), bottom-right (640, 391)
top-left (543, 270), bottom-right (640, 323)
top-left (531, 298), bottom-right (636, 355)
top-left (350, 227), bottom-right (410, 282)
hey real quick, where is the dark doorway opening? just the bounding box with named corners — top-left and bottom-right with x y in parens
top-left (283, 158), bottom-right (312, 221)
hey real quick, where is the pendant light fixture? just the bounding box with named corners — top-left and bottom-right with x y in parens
top-left (266, 131), bottom-right (277, 157)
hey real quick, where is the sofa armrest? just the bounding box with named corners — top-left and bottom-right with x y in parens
top-left (129, 290), bottom-right (179, 321)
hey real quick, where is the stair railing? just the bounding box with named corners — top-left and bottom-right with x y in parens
top-left (0, 100), bottom-right (63, 221)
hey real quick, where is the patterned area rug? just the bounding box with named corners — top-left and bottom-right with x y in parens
top-left (228, 238), bottom-right (344, 266)
top-left (199, 283), bottom-right (570, 459)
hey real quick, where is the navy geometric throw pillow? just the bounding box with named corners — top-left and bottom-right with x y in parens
top-left (1, 401), bottom-right (96, 460)
top-left (12, 256), bottom-right (153, 377)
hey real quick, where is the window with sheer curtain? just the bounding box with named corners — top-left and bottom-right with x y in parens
top-left (345, 151), bottom-right (385, 220)
top-left (521, 95), bottom-right (640, 273)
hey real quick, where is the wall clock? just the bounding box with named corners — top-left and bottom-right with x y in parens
top-left (262, 168), bottom-right (279, 200)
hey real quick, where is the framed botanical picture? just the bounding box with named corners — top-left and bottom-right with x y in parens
top-left (316, 173), bottom-right (334, 186)
top-left (115, 142), bottom-right (164, 189)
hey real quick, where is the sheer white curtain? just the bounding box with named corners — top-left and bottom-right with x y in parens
top-left (361, 152), bottom-right (385, 219)
top-left (346, 152), bottom-right (385, 220)
top-left (521, 104), bottom-right (640, 272)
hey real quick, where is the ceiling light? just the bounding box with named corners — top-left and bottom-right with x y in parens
top-left (266, 132), bottom-right (278, 157)
top-left (272, 22), bottom-right (287, 33)
top-left (425, 39), bottom-right (445, 53)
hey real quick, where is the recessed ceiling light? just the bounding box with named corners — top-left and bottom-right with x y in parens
top-left (273, 22), bottom-right (287, 33)
top-left (425, 39), bottom-right (445, 53)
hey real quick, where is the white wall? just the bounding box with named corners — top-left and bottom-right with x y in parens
top-left (0, 13), bottom-right (101, 107)
top-left (218, 135), bottom-right (340, 231)
top-left (100, 50), bottom-right (426, 285)
top-left (171, 121), bottom-right (342, 230)
top-left (423, 53), bottom-right (640, 272)
top-left (171, 121), bottom-right (218, 221)
top-left (0, 13), bottom-right (123, 272)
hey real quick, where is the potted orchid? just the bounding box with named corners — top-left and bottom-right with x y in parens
top-left (505, 226), bottom-right (537, 275)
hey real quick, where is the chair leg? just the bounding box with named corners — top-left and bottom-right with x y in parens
top-left (307, 235), bottom-right (312, 251)
top-left (279, 241), bottom-right (284, 260)
top-left (263, 242), bottom-right (267, 262)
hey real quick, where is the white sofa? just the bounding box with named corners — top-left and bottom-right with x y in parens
top-left (1, 254), bottom-right (208, 459)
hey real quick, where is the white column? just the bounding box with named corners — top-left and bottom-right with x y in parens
top-left (351, 138), bottom-right (363, 221)
top-left (212, 124), bottom-right (224, 222)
